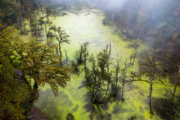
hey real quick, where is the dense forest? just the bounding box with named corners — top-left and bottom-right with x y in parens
top-left (0, 0), bottom-right (180, 120)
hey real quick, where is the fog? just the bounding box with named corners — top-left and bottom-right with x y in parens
top-left (0, 0), bottom-right (179, 120)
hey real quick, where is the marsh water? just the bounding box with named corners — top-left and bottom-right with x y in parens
top-left (35, 9), bottom-right (163, 120)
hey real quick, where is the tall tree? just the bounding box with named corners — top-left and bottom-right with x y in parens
top-left (137, 51), bottom-right (163, 114)
top-left (0, 27), bottom-right (29, 120)
top-left (14, 38), bottom-right (71, 102)
top-left (0, 27), bottom-right (71, 119)
top-left (55, 26), bottom-right (70, 66)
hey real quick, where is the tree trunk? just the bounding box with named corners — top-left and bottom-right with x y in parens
top-left (92, 74), bottom-right (97, 99)
top-left (64, 49), bottom-right (68, 63)
top-left (59, 42), bottom-right (62, 66)
top-left (92, 59), bottom-right (96, 95)
top-left (79, 46), bottom-right (83, 64)
top-left (17, 16), bottom-right (22, 29)
top-left (84, 55), bottom-right (88, 80)
top-left (44, 23), bottom-right (48, 44)
top-left (30, 17), bottom-right (34, 37)
top-left (148, 74), bottom-right (154, 114)
top-left (132, 53), bottom-right (136, 65)
top-left (23, 21), bottom-right (27, 34)
top-left (84, 45), bottom-right (88, 80)
top-left (28, 82), bottom-right (39, 106)
top-left (115, 61), bottom-right (120, 88)
top-left (121, 70), bottom-right (127, 101)
top-left (172, 78), bottom-right (177, 102)
top-left (121, 81), bottom-right (124, 101)
top-left (115, 70), bottom-right (118, 88)
top-left (105, 81), bottom-right (110, 100)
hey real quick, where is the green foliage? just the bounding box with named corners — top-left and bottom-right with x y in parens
top-left (0, 27), bottom-right (29, 120)
top-left (49, 25), bottom-right (70, 65)
top-left (0, 26), bottom-right (71, 119)
top-left (0, 0), bottom-right (16, 18)
top-left (14, 38), bottom-right (71, 96)
top-left (138, 51), bottom-right (162, 78)
top-left (85, 45), bottom-right (113, 103)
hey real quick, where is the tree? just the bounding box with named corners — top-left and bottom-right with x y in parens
top-left (14, 38), bottom-right (71, 102)
top-left (171, 71), bottom-right (180, 102)
top-left (72, 42), bottom-right (89, 73)
top-left (54, 26), bottom-right (70, 66)
top-left (82, 42), bottom-right (89, 80)
top-left (0, 22), bottom-right (3, 32)
top-left (119, 59), bottom-right (129, 101)
top-left (116, 57), bottom-right (136, 101)
top-left (0, 0), bottom-right (17, 26)
top-left (83, 44), bottom-right (113, 104)
top-left (114, 59), bottom-right (120, 92)
top-left (162, 2), bottom-right (180, 102)
top-left (0, 27), bottom-right (71, 119)
top-left (137, 51), bottom-right (163, 114)
top-left (0, 27), bottom-right (29, 120)
top-left (39, 16), bottom-right (49, 43)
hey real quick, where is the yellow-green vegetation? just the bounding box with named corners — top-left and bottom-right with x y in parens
top-left (33, 9), bottom-right (179, 120)
top-left (52, 9), bottom-right (134, 59)
top-left (0, 26), bottom-right (71, 120)
top-left (0, 0), bottom-right (180, 119)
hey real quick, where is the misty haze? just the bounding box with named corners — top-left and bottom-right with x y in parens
top-left (0, 0), bottom-right (180, 120)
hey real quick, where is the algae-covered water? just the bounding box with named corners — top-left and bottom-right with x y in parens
top-left (34, 9), bottom-right (172, 120)
top-left (52, 9), bottom-right (134, 58)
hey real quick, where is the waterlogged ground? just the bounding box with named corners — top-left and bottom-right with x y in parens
top-left (34, 9), bottom-right (177, 120)
top-left (52, 9), bottom-right (135, 59)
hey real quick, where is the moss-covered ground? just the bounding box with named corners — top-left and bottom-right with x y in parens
top-left (32, 9), bottom-right (180, 120)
